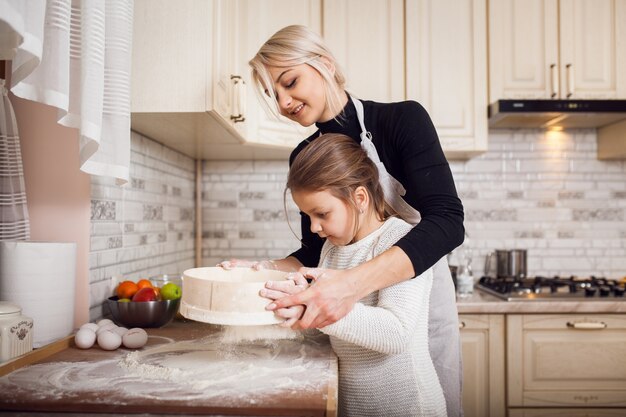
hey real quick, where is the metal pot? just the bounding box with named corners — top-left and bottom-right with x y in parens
top-left (485, 249), bottom-right (527, 278)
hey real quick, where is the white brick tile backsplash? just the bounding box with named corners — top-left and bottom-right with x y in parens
top-left (93, 128), bottom-right (625, 312)
top-left (89, 132), bottom-right (195, 321)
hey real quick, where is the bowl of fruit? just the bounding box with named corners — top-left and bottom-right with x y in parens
top-left (106, 279), bottom-right (182, 328)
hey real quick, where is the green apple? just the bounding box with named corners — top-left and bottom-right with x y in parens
top-left (160, 282), bottom-right (182, 300)
top-left (118, 298), bottom-right (131, 302)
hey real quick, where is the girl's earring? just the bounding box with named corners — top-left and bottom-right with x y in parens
top-left (359, 208), bottom-right (364, 214)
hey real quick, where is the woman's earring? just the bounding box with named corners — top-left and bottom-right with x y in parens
top-left (359, 208), bottom-right (364, 214)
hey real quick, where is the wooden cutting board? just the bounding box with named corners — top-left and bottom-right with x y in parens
top-left (0, 320), bottom-right (337, 416)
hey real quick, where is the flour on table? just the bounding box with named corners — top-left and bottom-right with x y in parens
top-left (219, 324), bottom-right (301, 343)
top-left (0, 330), bottom-right (332, 408)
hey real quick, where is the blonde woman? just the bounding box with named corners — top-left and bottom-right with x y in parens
top-left (219, 25), bottom-right (464, 416)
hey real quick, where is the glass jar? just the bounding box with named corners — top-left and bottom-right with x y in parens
top-left (456, 260), bottom-right (474, 298)
top-left (0, 302), bottom-right (33, 362)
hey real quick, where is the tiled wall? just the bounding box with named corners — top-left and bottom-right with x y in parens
top-left (89, 132), bottom-right (196, 321)
top-left (201, 129), bottom-right (626, 279)
top-left (455, 129), bottom-right (625, 278)
top-left (201, 161), bottom-right (300, 267)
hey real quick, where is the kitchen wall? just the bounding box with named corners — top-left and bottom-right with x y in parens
top-left (201, 129), bottom-right (626, 279)
top-left (12, 94), bottom-right (91, 327)
top-left (201, 160), bottom-right (301, 267)
top-left (89, 132), bottom-right (196, 321)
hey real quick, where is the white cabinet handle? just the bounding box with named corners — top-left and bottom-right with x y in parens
top-left (565, 64), bottom-right (574, 98)
top-left (458, 321), bottom-right (466, 330)
top-left (566, 321), bottom-right (607, 330)
top-left (550, 64), bottom-right (559, 98)
top-left (230, 75), bottom-right (246, 123)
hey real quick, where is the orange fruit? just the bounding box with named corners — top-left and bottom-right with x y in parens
top-left (136, 279), bottom-right (153, 290)
top-left (153, 286), bottom-right (161, 300)
top-left (117, 281), bottom-right (139, 299)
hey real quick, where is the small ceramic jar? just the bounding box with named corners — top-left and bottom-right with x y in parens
top-left (0, 302), bottom-right (33, 362)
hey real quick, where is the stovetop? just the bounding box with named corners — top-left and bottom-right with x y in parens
top-left (476, 276), bottom-right (626, 301)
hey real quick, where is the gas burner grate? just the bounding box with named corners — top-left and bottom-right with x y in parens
top-left (476, 276), bottom-right (625, 301)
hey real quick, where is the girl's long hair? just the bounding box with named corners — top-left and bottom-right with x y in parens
top-left (286, 134), bottom-right (389, 228)
top-left (249, 25), bottom-right (347, 121)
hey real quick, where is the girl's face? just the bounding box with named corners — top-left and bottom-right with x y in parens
top-left (292, 189), bottom-right (357, 246)
top-left (266, 63), bottom-right (335, 126)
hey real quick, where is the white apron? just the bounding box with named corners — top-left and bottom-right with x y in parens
top-left (352, 97), bottom-right (463, 417)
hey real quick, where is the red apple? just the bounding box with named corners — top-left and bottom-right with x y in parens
top-left (132, 287), bottom-right (158, 302)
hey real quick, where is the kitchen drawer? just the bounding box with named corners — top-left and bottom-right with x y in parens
top-left (509, 408), bottom-right (626, 417)
top-left (508, 314), bottom-right (626, 408)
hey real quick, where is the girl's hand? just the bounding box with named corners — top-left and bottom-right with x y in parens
top-left (260, 272), bottom-right (309, 328)
top-left (266, 267), bottom-right (361, 329)
top-left (217, 258), bottom-right (276, 270)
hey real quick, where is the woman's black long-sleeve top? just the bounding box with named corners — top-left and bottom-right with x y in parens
top-left (288, 97), bottom-right (465, 277)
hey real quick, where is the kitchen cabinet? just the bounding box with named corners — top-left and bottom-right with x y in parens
top-left (224, 0), bottom-right (320, 150)
top-left (489, 0), bottom-right (626, 102)
top-left (322, 0), bottom-right (404, 103)
top-left (508, 409), bottom-right (626, 416)
top-left (405, 0), bottom-right (488, 158)
top-left (507, 314), bottom-right (626, 413)
top-left (132, 0), bottom-right (489, 160)
top-left (458, 314), bottom-right (506, 417)
top-left (131, 0), bottom-right (319, 160)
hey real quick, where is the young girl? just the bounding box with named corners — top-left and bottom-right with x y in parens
top-left (285, 132), bottom-right (446, 417)
top-left (220, 24), bottom-right (463, 416)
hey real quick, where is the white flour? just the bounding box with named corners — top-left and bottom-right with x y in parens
top-left (0, 329), bottom-right (333, 408)
top-left (219, 324), bottom-right (301, 343)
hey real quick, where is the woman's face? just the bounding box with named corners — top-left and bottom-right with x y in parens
top-left (292, 189), bottom-right (356, 246)
top-left (266, 64), bottom-right (334, 126)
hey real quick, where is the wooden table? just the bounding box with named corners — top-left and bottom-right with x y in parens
top-left (0, 320), bottom-right (338, 416)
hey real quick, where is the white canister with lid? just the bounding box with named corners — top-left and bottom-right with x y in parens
top-left (0, 302), bottom-right (33, 362)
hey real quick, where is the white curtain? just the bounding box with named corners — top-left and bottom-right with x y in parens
top-left (0, 0), bottom-right (133, 185)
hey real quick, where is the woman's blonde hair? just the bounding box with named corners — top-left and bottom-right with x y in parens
top-left (249, 25), bottom-right (347, 120)
top-left (286, 134), bottom-right (389, 235)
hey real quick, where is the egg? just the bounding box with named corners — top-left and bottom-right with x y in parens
top-left (112, 326), bottom-right (128, 337)
top-left (97, 329), bottom-right (122, 350)
top-left (122, 328), bottom-right (148, 349)
top-left (96, 323), bottom-right (118, 335)
top-left (74, 328), bottom-right (97, 349)
top-left (80, 322), bottom-right (99, 332)
top-left (97, 318), bottom-right (113, 327)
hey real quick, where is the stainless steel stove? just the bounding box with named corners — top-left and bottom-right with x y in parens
top-left (476, 276), bottom-right (626, 301)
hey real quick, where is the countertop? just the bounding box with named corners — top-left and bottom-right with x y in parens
top-left (457, 288), bottom-right (626, 314)
top-left (0, 320), bottom-right (338, 417)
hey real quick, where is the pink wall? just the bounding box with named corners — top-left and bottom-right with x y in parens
top-left (11, 93), bottom-right (91, 327)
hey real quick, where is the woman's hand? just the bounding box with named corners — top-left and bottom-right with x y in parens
top-left (217, 258), bottom-right (276, 270)
top-left (266, 247), bottom-right (415, 329)
top-left (266, 267), bottom-right (362, 329)
top-left (218, 256), bottom-right (303, 273)
top-left (260, 272), bottom-right (309, 328)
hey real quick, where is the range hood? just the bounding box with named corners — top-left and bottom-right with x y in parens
top-left (488, 99), bottom-right (626, 129)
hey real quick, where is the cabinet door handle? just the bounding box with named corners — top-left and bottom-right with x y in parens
top-left (550, 64), bottom-right (559, 98)
top-left (565, 64), bottom-right (574, 98)
top-left (458, 321), bottom-right (466, 330)
top-left (230, 75), bottom-right (246, 123)
top-left (566, 321), bottom-right (607, 330)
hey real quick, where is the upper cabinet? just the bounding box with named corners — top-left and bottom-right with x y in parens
top-left (406, 0), bottom-right (488, 158)
top-left (131, 0), bottom-right (318, 160)
top-left (131, 0), bottom-right (488, 160)
top-left (322, 0), bottom-right (405, 103)
top-left (489, 0), bottom-right (626, 102)
top-left (221, 0), bottom-right (320, 150)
